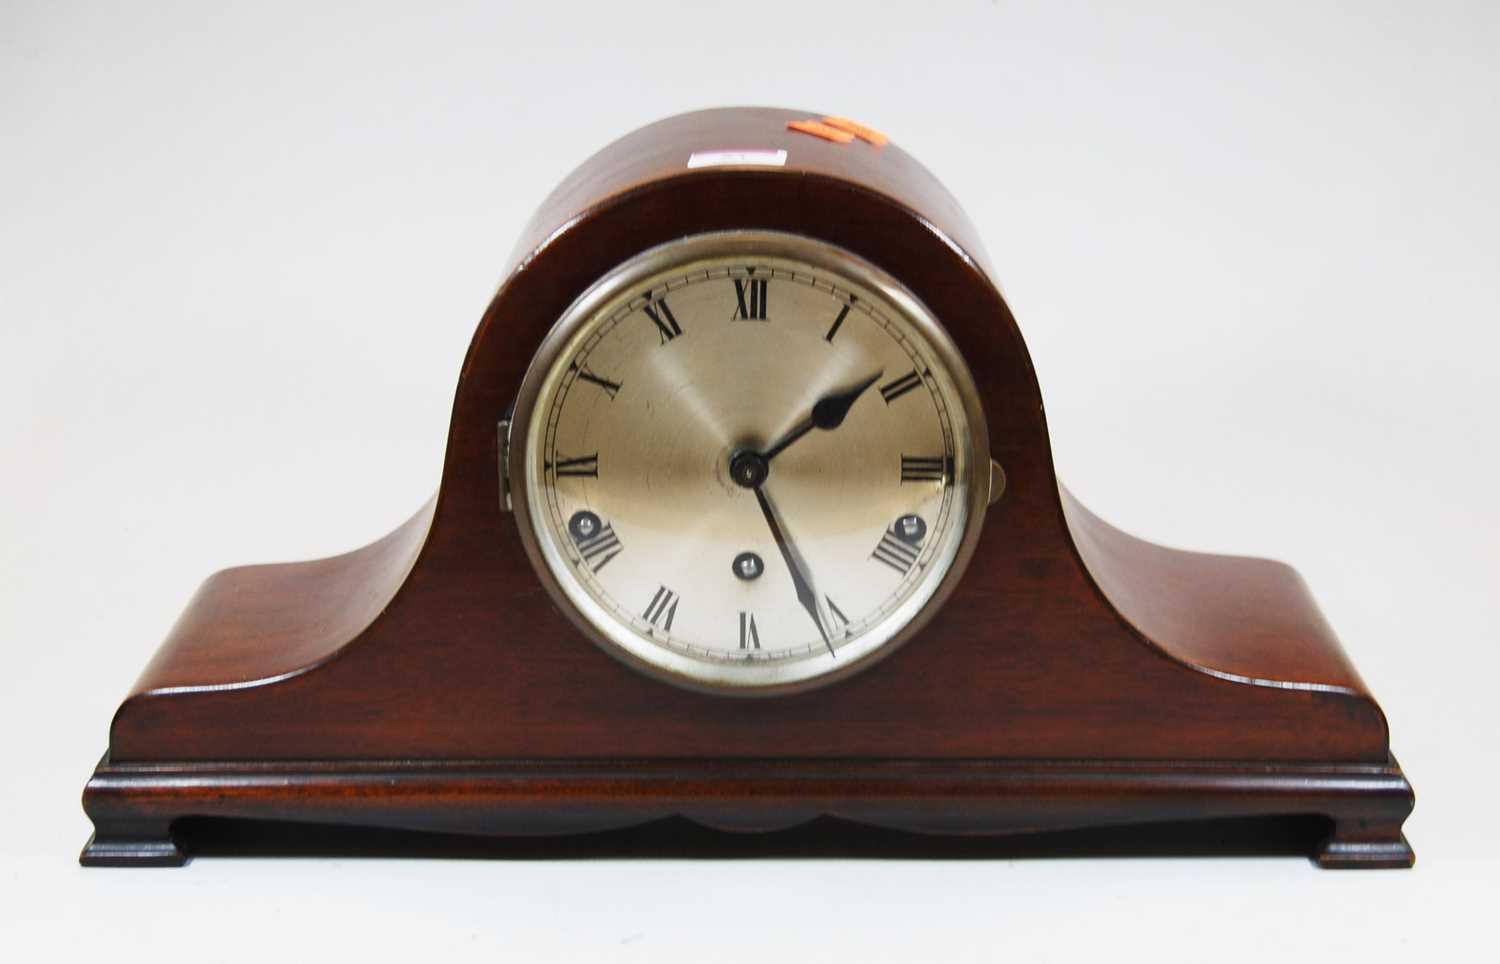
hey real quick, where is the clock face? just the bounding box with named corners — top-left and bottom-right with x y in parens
top-left (510, 232), bottom-right (989, 693)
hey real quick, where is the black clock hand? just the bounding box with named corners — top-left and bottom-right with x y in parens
top-left (760, 369), bottom-right (884, 463)
top-left (752, 485), bottom-right (835, 656)
top-left (730, 372), bottom-right (879, 652)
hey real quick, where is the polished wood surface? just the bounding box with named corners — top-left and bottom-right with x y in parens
top-left (1062, 486), bottom-right (1373, 693)
top-left (82, 107), bottom-right (1413, 867)
top-left (128, 500), bottom-right (433, 694)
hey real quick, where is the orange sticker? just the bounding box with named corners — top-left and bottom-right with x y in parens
top-left (787, 119), bottom-right (855, 144)
top-left (821, 116), bottom-right (889, 146)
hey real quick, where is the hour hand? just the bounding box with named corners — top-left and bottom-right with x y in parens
top-left (761, 369), bottom-right (883, 462)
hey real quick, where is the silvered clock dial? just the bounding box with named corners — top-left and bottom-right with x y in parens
top-left (508, 231), bottom-right (991, 693)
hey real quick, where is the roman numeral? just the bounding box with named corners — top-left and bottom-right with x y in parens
top-left (550, 453), bottom-right (598, 478)
top-left (732, 277), bottom-right (768, 321)
top-left (643, 585), bottom-right (679, 632)
top-left (575, 366), bottom-right (621, 399)
top-left (824, 302), bottom-right (851, 342)
top-left (824, 595), bottom-right (851, 636)
top-left (575, 522), bottom-right (623, 572)
top-left (872, 529), bottom-right (922, 575)
top-left (879, 369), bottom-right (924, 404)
top-left (900, 455), bottom-right (949, 483)
top-left (642, 296), bottom-right (683, 344)
top-left (739, 611), bottom-right (761, 649)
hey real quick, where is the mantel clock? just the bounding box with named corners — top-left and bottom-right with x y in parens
top-left (81, 108), bottom-right (1415, 868)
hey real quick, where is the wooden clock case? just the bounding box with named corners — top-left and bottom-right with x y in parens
top-left (81, 107), bottom-right (1414, 868)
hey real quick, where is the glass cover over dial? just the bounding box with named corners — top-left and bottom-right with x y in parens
top-left (511, 232), bottom-right (988, 693)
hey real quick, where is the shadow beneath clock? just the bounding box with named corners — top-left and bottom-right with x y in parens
top-left (171, 814), bottom-right (1332, 863)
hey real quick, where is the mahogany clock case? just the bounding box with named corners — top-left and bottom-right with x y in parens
top-left (79, 107), bottom-right (1414, 868)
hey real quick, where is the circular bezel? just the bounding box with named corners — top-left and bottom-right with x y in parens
top-left (507, 231), bottom-right (991, 695)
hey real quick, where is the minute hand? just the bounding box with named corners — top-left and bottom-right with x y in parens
top-left (761, 369), bottom-right (883, 463)
top-left (753, 486), bottom-right (834, 655)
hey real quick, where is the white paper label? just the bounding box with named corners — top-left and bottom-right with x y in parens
top-left (687, 149), bottom-right (788, 169)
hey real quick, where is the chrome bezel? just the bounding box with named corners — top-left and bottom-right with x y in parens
top-left (508, 231), bottom-right (991, 695)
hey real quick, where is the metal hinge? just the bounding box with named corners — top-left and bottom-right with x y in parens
top-left (498, 415), bottom-right (513, 513)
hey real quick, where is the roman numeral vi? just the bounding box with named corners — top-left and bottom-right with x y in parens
top-left (825, 595), bottom-right (851, 636)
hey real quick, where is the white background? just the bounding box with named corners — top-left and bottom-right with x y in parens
top-left (4, 1), bottom-right (1496, 959)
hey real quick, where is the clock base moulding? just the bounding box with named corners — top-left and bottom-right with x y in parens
top-left (80, 107), bottom-right (1414, 868)
top-left (81, 756), bottom-right (1413, 869)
